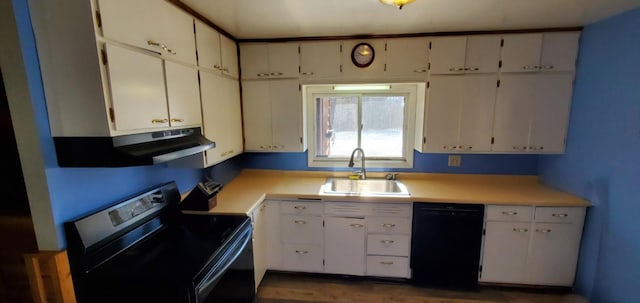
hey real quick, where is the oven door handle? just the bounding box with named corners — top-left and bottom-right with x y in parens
top-left (196, 226), bottom-right (252, 300)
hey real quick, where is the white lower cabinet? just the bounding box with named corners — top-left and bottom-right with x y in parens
top-left (278, 200), bottom-right (324, 273)
top-left (250, 202), bottom-right (267, 291)
top-left (324, 217), bottom-right (366, 275)
top-left (366, 256), bottom-right (410, 278)
top-left (480, 205), bottom-right (585, 286)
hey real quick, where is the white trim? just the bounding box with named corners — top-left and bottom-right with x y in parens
top-left (304, 83), bottom-right (424, 169)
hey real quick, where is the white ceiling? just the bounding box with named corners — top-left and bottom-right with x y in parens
top-left (178, 0), bottom-right (640, 40)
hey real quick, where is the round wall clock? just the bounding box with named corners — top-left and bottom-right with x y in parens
top-left (351, 42), bottom-right (375, 68)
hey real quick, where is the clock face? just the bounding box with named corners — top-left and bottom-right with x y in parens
top-left (351, 43), bottom-right (375, 68)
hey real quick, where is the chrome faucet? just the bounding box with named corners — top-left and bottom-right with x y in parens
top-left (348, 147), bottom-right (366, 180)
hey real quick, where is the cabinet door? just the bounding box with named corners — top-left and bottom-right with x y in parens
top-left (240, 44), bottom-right (270, 79)
top-left (526, 223), bottom-right (582, 286)
top-left (242, 81), bottom-right (273, 151)
top-left (385, 37), bottom-right (429, 78)
top-left (464, 35), bottom-right (501, 73)
top-left (265, 201), bottom-right (282, 270)
top-left (501, 34), bottom-right (543, 72)
top-left (106, 44), bottom-right (169, 131)
top-left (428, 36), bottom-right (467, 74)
top-left (528, 73), bottom-right (574, 153)
top-left (324, 217), bottom-right (366, 276)
top-left (201, 71), bottom-right (243, 166)
top-left (165, 61), bottom-right (201, 127)
top-left (480, 221), bottom-right (530, 284)
top-left (251, 203), bottom-right (268, 291)
top-left (457, 74), bottom-right (497, 152)
top-left (220, 35), bottom-right (239, 78)
top-left (194, 20), bottom-right (222, 71)
top-left (281, 215), bottom-right (323, 244)
top-left (300, 41), bottom-right (342, 78)
top-left (98, 0), bottom-right (164, 54)
top-left (540, 32), bottom-right (580, 72)
top-left (267, 43), bottom-right (299, 78)
top-left (491, 74), bottom-right (536, 152)
top-left (270, 79), bottom-right (303, 151)
top-left (158, 3), bottom-right (197, 65)
top-left (423, 76), bottom-right (462, 152)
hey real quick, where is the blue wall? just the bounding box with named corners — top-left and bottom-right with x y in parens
top-left (538, 7), bottom-right (640, 303)
top-left (13, 0), bottom-right (205, 248)
top-left (243, 151), bottom-right (538, 175)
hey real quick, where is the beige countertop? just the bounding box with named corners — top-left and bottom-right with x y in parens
top-left (198, 169), bottom-right (590, 215)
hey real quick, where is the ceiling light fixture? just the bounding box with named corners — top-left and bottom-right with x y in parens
top-left (379, 0), bottom-right (416, 10)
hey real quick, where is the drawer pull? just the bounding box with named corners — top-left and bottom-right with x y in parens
top-left (536, 228), bottom-right (552, 233)
top-left (502, 211), bottom-right (518, 215)
top-left (295, 250), bottom-right (309, 255)
top-left (293, 205), bottom-right (307, 210)
top-left (379, 261), bottom-right (394, 265)
top-left (380, 240), bottom-right (395, 244)
top-left (512, 228), bottom-right (529, 233)
top-left (350, 224), bottom-right (364, 228)
top-left (294, 220), bottom-right (307, 225)
top-left (552, 213), bottom-right (569, 218)
top-left (382, 223), bottom-right (396, 228)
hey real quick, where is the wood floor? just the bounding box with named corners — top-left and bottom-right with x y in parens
top-left (257, 271), bottom-right (589, 303)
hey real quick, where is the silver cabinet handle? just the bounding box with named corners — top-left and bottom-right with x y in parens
top-left (536, 229), bottom-right (552, 233)
top-left (213, 64), bottom-right (222, 70)
top-left (513, 228), bottom-right (529, 233)
top-left (458, 145), bottom-right (473, 150)
top-left (301, 72), bottom-right (314, 75)
top-left (170, 118), bottom-right (184, 123)
top-left (293, 205), bottom-right (306, 210)
top-left (379, 261), bottom-right (394, 265)
top-left (380, 240), bottom-right (395, 244)
top-left (552, 213), bottom-right (568, 218)
top-left (521, 64), bottom-right (540, 70)
top-left (350, 223), bottom-right (364, 228)
top-left (448, 67), bottom-right (465, 72)
top-left (257, 73), bottom-right (270, 77)
top-left (294, 220), bottom-right (307, 225)
top-left (529, 146), bottom-right (545, 150)
top-left (147, 40), bottom-right (176, 55)
top-left (382, 223), bottom-right (396, 228)
top-left (151, 118), bottom-right (169, 124)
top-left (443, 145), bottom-right (458, 150)
top-left (465, 67), bottom-right (480, 71)
top-left (270, 72), bottom-right (284, 76)
top-left (502, 211), bottom-right (518, 215)
top-left (413, 69), bottom-right (427, 73)
top-left (512, 146), bottom-right (528, 151)
top-left (540, 65), bottom-right (554, 70)
top-left (295, 250), bottom-right (309, 254)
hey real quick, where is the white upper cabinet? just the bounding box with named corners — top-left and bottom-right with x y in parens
top-left (200, 71), bottom-right (243, 166)
top-left (299, 41), bottom-right (342, 79)
top-left (385, 37), bottom-right (429, 79)
top-left (429, 35), bottom-right (501, 74)
top-left (97, 0), bottom-right (197, 65)
top-left (194, 20), bottom-right (239, 78)
top-left (240, 43), bottom-right (299, 79)
top-left (417, 74), bottom-right (498, 153)
top-left (501, 32), bottom-right (580, 72)
top-left (341, 39), bottom-right (387, 79)
top-left (164, 60), bottom-right (203, 128)
top-left (492, 73), bottom-right (574, 153)
top-left (242, 79), bottom-right (305, 152)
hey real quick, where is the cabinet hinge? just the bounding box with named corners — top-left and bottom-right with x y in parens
top-left (491, 137), bottom-right (495, 145)
top-left (483, 228), bottom-right (486, 235)
top-left (500, 39), bottom-right (504, 47)
top-left (385, 43), bottom-right (387, 51)
top-left (340, 64), bottom-right (343, 73)
top-left (298, 84), bottom-right (301, 91)
top-left (498, 60), bottom-right (502, 68)
top-left (479, 265), bottom-right (483, 272)
top-left (497, 80), bottom-right (500, 87)
top-left (429, 41), bottom-right (432, 49)
top-left (426, 81), bottom-right (430, 88)
top-left (108, 107), bottom-right (115, 123)
top-left (101, 48), bottom-right (108, 65)
top-left (384, 63), bottom-right (387, 72)
top-left (300, 137), bottom-right (303, 144)
top-left (323, 259), bottom-right (325, 265)
top-left (95, 11), bottom-right (102, 28)
top-left (298, 65), bottom-right (301, 73)
top-left (298, 45), bottom-right (301, 53)
top-left (423, 137), bottom-right (426, 144)
top-left (428, 62), bottom-right (431, 71)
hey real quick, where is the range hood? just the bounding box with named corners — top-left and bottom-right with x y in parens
top-left (53, 127), bottom-right (215, 167)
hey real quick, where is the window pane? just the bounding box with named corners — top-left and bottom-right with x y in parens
top-left (315, 96), bottom-right (358, 157)
top-left (361, 95), bottom-right (405, 158)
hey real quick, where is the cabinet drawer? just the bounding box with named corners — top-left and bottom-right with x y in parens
top-left (281, 201), bottom-right (323, 215)
top-left (366, 256), bottom-right (409, 278)
top-left (534, 207), bottom-right (585, 223)
top-left (281, 215), bottom-right (323, 244)
top-left (486, 205), bottom-right (533, 222)
top-left (282, 244), bottom-right (324, 272)
top-left (367, 234), bottom-right (410, 256)
top-left (324, 202), bottom-right (368, 216)
top-left (367, 217), bottom-right (411, 234)
top-left (370, 203), bottom-right (411, 217)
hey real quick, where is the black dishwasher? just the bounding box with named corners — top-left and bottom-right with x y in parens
top-left (410, 203), bottom-right (485, 289)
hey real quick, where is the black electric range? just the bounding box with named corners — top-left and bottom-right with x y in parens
top-left (65, 181), bottom-right (255, 303)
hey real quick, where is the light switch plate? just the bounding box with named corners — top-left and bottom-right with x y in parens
top-left (448, 155), bottom-right (461, 167)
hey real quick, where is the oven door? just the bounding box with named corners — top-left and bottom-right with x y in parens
top-left (195, 224), bottom-right (256, 303)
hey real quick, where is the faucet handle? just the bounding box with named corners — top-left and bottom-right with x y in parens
top-left (385, 173), bottom-right (399, 180)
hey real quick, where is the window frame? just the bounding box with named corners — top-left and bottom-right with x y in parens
top-left (303, 83), bottom-right (424, 169)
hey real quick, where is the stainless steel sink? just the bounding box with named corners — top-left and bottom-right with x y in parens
top-left (322, 178), bottom-right (410, 196)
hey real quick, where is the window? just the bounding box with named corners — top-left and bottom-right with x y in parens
top-left (304, 83), bottom-right (424, 168)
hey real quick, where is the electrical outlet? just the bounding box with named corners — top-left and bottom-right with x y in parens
top-left (448, 155), bottom-right (461, 167)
